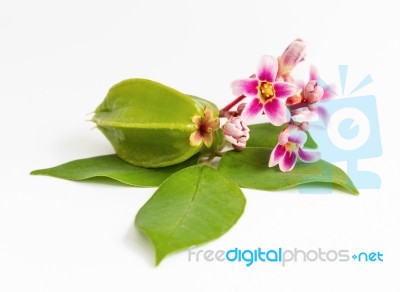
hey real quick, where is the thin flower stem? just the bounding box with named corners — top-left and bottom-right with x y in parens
top-left (198, 153), bottom-right (219, 166)
top-left (288, 102), bottom-right (308, 111)
top-left (198, 140), bottom-right (229, 166)
top-left (219, 110), bottom-right (238, 118)
top-left (217, 140), bottom-right (229, 151)
top-left (219, 95), bottom-right (246, 118)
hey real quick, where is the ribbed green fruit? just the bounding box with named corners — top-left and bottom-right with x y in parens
top-left (93, 78), bottom-right (219, 168)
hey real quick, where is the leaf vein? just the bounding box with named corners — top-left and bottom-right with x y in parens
top-left (170, 167), bottom-right (204, 238)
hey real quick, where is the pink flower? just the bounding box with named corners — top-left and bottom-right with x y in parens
top-left (268, 124), bottom-right (320, 172)
top-left (278, 38), bottom-right (307, 76)
top-left (231, 55), bottom-right (297, 126)
top-left (309, 65), bottom-right (335, 102)
top-left (222, 117), bottom-right (250, 150)
top-left (286, 66), bottom-right (334, 107)
top-left (305, 66), bottom-right (336, 124)
top-left (303, 80), bottom-right (324, 104)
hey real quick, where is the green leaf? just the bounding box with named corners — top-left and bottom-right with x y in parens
top-left (30, 154), bottom-right (199, 187)
top-left (135, 165), bottom-right (246, 265)
top-left (218, 147), bottom-right (358, 195)
top-left (93, 79), bottom-right (220, 168)
top-left (247, 123), bottom-right (318, 149)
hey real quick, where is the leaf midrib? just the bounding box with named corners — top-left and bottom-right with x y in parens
top-left (170, 166), bottom-right (204, 238)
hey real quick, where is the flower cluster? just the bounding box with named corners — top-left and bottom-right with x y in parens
top-left (221, 39), bottom-right (333, 172)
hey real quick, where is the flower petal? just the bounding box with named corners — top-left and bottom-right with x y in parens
top-left (223, 122), bottom-right (243, 137)
top-left (233, 143), bottom-right (246, 151)
top-left (295, 80), bottom-right (305, 89)
top-left (317, 106), bottom-right (329, 125)
top-left (268, 144), bottom-right (286, 167)
top-left (225, 134), bottom-right (238, 145)
top-left (291, 109), bottom-right (318, 123)
top-left (320, 84), bottom-right (335, 101)
top-left (274, 82), bottom-right (297, 99)
top-left (231, 78), bottom-right (258, 97)
top-left (240, 120), bottom-right (250, 133)
top-left (241, 97), bottom-right (263, 122)
top-left (278, 130), bottom-right (289, 145)
top-left (298, 147), bottom-right (321, 163)
top-left (287, 127), bottom-right (307, 145)
top-left (257, 55), bottom-right (278, 82)
top-left (279, 150), bottom-right (297, 172)
top-left (189, 130), bottom-right (202, 147)
top-left (208, 118), bottom-right (220, 130)
top-left (203, 133), bottom-right (213, 148)
top-left (237, 136), bottom-right (248, 143)
top-left (279, 39), bottom-right (307, 75)
top-left (310, 65), bottom-right (319, 80)
top-left (192, 115), bottom-right (202, 127)
top-left (264, 99), bottom-right (290, 126)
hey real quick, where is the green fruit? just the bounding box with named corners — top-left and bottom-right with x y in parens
top-left (93, 78), bottom-right (219, 168)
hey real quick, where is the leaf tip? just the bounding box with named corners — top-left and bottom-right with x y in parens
top-left (155, 252), bottom-right (166, 266)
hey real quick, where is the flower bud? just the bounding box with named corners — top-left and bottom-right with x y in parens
top-left (93, 78), bottom-right (219, 168)
top-left (278, 39), bottom-right (307, 75)
top-left (304, 80), bottom-right (324, 104)
top-left (299, 122), bottom-right (309, 131)
top-left (222, 117), bottom-right (250, 150)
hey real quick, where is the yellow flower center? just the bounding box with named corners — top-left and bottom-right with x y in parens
top-left (259, 82), bottom-right (275, 103)
top-left (285, 142), bottom-right (299, 152)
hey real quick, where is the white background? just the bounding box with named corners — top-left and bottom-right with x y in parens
top-left (1, 0), bottom-right (399, 291)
